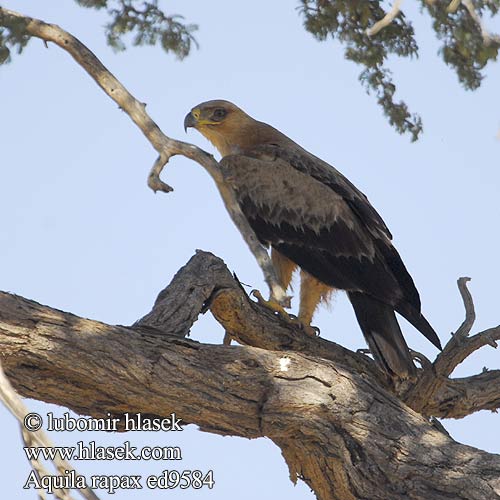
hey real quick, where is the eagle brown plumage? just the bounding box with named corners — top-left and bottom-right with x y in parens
top-left (184, 99), bottom-right (442, 378)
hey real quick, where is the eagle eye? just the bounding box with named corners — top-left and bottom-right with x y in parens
top-left (212, 108), bottom-right (227, 121)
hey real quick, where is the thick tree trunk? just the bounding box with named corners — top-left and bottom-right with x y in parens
top-left (1, 252), bottom-right (499, 500)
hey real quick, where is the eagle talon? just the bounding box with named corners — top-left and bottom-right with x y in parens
top-left (285, 313), bottom-right (319, 337)
top-left (250, 290), bottom-right (320, 337)
top-left (279, 294), bottom-right (293, 309)
top-left (251, 289), bottom-right (291, 321)
top-left (308, 325), bottom-right (321, 337)
top-left (297, 322), bottom-right (320, 337)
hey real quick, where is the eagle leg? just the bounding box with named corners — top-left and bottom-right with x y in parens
top-left (270, 248), bottom-right (296, 308)
top-left (287, 314), bottom-right (321, 337)
top-left (251, 290), bottom-right (319, 336)
top-left (298, 271), bottom-right (336, 337)
top-left (251, 256), bottom-right (335, 337)
top-left (299, 322), bottom-right (321, 338)
top-left (251, 289), bottom-right (291, 317)
top-left (251, 249), bottom-right (301, 327)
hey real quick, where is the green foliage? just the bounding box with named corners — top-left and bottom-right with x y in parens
top-left (0, 1), bottom-right (197, 66)
top-left (76, 0), bottom-right (198, 59)
top-left (300, 0), bottom-right (422, 140)
top-left (422, 0), bottom-right (499, 90)
top-left (74, 0), bottom-right (108, 7)
top-left (299, 0), bottom-right (499, 140)
top-left (0, 14), bottom-right (31, 64)
top-left (1, 1), bottom-right (498, 140)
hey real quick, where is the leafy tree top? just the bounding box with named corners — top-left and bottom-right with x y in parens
top-left (1, 0), bottom-right (499, 140)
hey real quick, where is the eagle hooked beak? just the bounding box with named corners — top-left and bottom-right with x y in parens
top-left (183, 111), bottom-right (197, 132)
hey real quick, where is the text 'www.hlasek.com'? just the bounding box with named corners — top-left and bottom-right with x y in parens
top-left (22, 411), bottom-right (215, 494)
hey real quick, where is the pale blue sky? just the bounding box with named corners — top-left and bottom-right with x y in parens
top-left (1, 1), bottom-right (499, 498)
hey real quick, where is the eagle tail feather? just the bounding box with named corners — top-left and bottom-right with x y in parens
top-left (396, 305), bottom-right (442, 351)
top-left (348, 292), bottom-right (416, 379)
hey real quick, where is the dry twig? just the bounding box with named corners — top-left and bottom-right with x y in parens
top-left (0, 359), bottom-right (100, 500)
top-left (0, 6), bottom-right (288, 307)
top-left (403, 277), bottom-right (500, 414)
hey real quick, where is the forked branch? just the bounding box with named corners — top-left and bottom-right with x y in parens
top-left (1, 251), bottom-right (500, 500)
top-left (0, 6), bottom-right (287, 306)
top-left (404, 277), bottom-right (500, 415)
top-left (1, 7), bottom-right (500, 499)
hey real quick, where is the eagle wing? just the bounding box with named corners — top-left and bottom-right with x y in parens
top-left (255, 144), bottom-right (395, 241)
top-left (220, 144), bottom-right (441, 350)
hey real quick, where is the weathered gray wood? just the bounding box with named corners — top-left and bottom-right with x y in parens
top-left (1, 252), bottom-right (500, 500)
top-left (1, 6), bottom-right (500, 499)
top-left (134, 250), bottom-right (237, 337)
top-left (0, 5), bottom-right (288, 309)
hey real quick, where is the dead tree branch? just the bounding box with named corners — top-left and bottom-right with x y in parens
top-left (1, 6), bottom-right (500, 499)
top-left (0, 360), bottom-right (100, 500)
top-left (135, 252), bottom-right (385, 385)
top-left (1, 251), bottom-right (500, 500)
top-left (134, 253), bottom-right (500, 420)
top-left (0, 6), bottom-right (288, 307)
top-left (404, 277), bottom-right (499, 415)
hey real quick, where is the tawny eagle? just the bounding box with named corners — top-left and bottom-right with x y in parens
top-left (184, 100), bottom-right (441, 378)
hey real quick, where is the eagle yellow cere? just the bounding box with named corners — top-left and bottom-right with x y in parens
top-left (184, 100), bottom-right (442, 379)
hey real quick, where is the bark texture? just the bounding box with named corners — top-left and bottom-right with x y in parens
top-left (1, 7), bottom-right (500, 499)
top-left (1, 251), bottom-right (500, 500)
